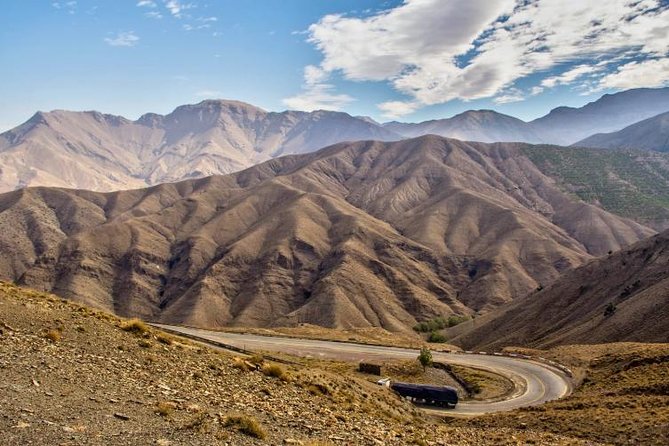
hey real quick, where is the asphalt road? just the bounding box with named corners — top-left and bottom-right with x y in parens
top-left (153, 324), bottom-right (572, 416)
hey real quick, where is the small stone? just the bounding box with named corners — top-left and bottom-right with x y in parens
top-left (113, 412), bottom-right (130, 421)
top-left (15, 422), bottom-right (30, 429)
top-left (32, 379), bottom-right (40, 387)
top-left (284, 439), bottom-right (303, 445)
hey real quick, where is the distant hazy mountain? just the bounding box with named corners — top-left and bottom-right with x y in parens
top-left (0, 100), bottom-right (401, 192)
top-left (531, 87), bottom-right (669, 145)
top-left (3, 88), bottom-right (669, 193)
top-left (575, 111), bottom-right (669, 152)
top-left (384, 110), bottom-right (545, 143)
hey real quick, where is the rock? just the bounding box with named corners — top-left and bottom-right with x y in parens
top-left (283, 439), bottom-right (303, 445)
top-left (113, 413), bottom-right (130, 421)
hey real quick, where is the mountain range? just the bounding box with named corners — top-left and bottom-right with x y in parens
top-left (0, 101), bottom-right (401, 192)
top-left (0, 136), bottom-right (654, 331)
top-left (2, 87), bottom-right (669, 193)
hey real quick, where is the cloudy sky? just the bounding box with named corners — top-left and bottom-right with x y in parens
top-left (1, 0), bottom-right (668, 131)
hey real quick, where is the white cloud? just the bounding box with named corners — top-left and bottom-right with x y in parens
top-left (283, 80), bottom-right (353, 112)
top-left (598, 58), bottom-right (669, 89)
top-left (52, 1), bottom-right (77, 14)
top-left (137, 0), bottom-right (156, 7)
top-left (164, 0), bottom-right (194, 19)
top-left (377, 101), bottom-right (420, 119)
top-left (540, 65), bottom-right (602, 89)
top-left (296, 0), bottom-right (669, 115)
top-left (530, 86), bottom-right (544, 96)
top-left (145, 11), bottom-right (163, 19)
top-left (304, 65), bottom-right (327, 86)
top-left (282, 65), bottom-right (354, 112)
top-left (493, 88), bottom-right (525, 104)
top-left (104, 31), bottom-right (140, 47)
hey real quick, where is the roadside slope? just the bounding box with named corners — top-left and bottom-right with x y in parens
top-left (453, 229), bottom-right (669, 350)
top-left (0, 282), bottom-right (587, 445)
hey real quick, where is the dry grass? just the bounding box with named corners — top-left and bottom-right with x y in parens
top-left (222, 414), bottom-right (266, 439)
top-left (232, 357), bottom-right (253, 372)
top-left (120, 319), bottom-right (149, 335)
top-left (155, 401), bottom-right (176, 417)
top-left (44, 329), bottom-right (61, 342)
top-left (459, 343), bottom-right (669, 445)
top-left (262, 363), bottom-right (287, 380)
top-left (156, 333), bottom-right (174, 345)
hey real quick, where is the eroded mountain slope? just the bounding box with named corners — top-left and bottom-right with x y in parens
top-left (0, 136), bottom-right (654, 330)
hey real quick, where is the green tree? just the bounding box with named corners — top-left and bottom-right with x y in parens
top-left (418, 346), bottom-right (433, 371)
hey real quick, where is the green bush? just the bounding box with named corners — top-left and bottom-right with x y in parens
top-left (414, 315), bottom-right (469, 332)
top-left (427, 331), bottom-right (447, 343)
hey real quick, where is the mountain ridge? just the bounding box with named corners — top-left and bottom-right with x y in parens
top-left (3, 88), bottom-right (669, 193)
top-left (452, 227), bottom-right (669, 349)
top-left (0, 135), bottom-right (654, 331)
top-left (574, 111), bottom-right (669, 152)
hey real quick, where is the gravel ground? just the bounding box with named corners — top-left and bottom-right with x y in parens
top-left (0, 282), bottom-right (597, 445)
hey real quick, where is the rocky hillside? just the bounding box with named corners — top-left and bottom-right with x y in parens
top-left (0, 100), bottom-right (401, 192)
top-left (453, 228), bottom-right (669, 350)
top-left (457, 343), bottom-right (669, 446)
top-left (3, 282), bottom-right (593, 445)
top-left (384, 110), bottom-right (545, 143)
top-left (575, 111), bottom-right (669, 153)
top-left (0, 136), bottom-right (653, 331)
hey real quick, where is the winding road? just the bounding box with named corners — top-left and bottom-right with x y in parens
top-left (153, 324), bottom-right (572, 416)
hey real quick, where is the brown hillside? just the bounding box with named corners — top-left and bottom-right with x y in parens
top-left (453, 229), bottom-right (669, 349)
top-left (0, 136), bottom-right (654, 330)
top-left (457, 343), bottom-right (669, 445)
top-left (0, 282), bottom-right (595, 445)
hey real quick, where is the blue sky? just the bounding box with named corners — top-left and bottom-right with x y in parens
top-left (1, 0), bottom-right (668, 131)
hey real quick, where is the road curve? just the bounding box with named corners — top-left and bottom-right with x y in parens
top-left (153, 324), bottom-right (572, 416)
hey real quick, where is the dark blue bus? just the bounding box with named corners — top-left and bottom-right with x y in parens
top-left (390, 382), bottom-right (458, 408)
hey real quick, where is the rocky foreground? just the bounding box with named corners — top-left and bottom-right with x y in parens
top-left (0, 282), bottom-right (589, 445)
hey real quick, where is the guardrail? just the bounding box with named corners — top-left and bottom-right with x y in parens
top-left (457, 350), bottom-right (573, 378)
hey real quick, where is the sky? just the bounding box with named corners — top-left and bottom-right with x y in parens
top-left (1, 0), bottom-right (668, 131)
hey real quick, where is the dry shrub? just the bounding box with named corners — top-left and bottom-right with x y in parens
top-left (156, 401), bottom-right (177, 417)
top-left (232, 357), bottom-right (252, 372)
top-left (120, 318), bottom-right (149, 335)
top-left (306, 382), bottom-right (331, 396)
top-left (223, 414), bottom-right (266, 439)
top-left (249, 353), bottom-right (264, 365)
top-left (262, 363), bottom-right (287, 380)
top-left (45, 329), bottom-right (61, 342)
top-left (156, 333), bottom-right (174, 345)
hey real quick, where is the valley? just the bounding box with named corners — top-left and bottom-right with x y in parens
top-left (4, 2), bottom-right (669, 445)
top-left (0, 135), bottom-right (656, 332)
